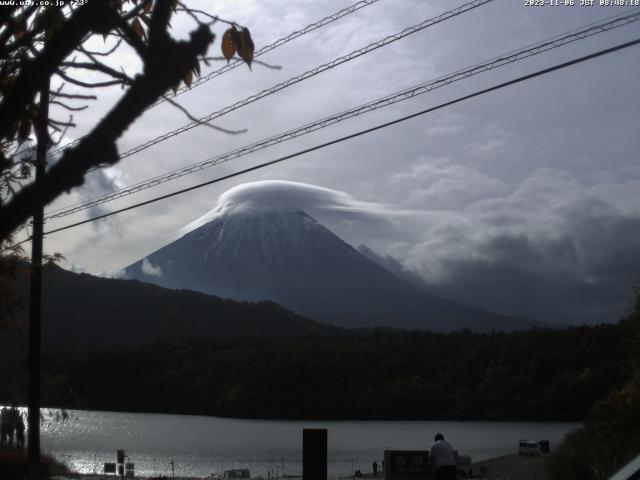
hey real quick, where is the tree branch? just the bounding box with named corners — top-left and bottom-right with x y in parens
top-left (0, 2), bottom-right (119, 141)
top-left (0, 8), bottom-right (215, 239)
top-left (55, 69), bottom-right (124, 88)
top-left (50, 100), bottom-right (88, 112)
top-left (79, 38), bottom-right (123, 57)
top-left (59, 61), bottom-right (133, 84)
top-left (162, 95), bottom-right (247, 135)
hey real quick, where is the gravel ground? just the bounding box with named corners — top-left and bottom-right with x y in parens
top-left (466, 454), bottom-right (551, 480)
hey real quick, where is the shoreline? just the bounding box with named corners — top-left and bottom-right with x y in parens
top-left (51, 454), bottom-right (551, 480)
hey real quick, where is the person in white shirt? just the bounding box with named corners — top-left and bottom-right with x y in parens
top-left (429, 433), bottom-right (457, 480)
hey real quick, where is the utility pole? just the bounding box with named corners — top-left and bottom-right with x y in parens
top-left (27, 52), bottom-right (50, 480)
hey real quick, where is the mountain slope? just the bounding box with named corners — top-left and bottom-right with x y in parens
top-left (2, 266), bottom-right (341, 353)
top-left (124, 209), bottom-right (544, 331)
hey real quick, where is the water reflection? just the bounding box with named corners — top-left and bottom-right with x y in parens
top-left (27, 408), bottom-right (578, 478)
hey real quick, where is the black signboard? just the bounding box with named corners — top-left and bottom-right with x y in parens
top-left (303, 428), bottom-right (327, 480)
top-left (384, 451), bottom-right (429, 480)
top-left (104, 463), bottom-right (117, 474)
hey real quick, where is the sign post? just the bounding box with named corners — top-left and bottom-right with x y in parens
top-left (303, 428), bottom-right (327, 480)
top-left (383, 451), bottom-right (430, 480)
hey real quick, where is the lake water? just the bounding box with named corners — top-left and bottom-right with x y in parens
top-left (33, 409), bottom-right (578, 478)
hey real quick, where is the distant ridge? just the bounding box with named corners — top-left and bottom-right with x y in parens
top-left (1, 266), bottom-right (341, 353)
top-left (124, 208), bottom-right (547, 332)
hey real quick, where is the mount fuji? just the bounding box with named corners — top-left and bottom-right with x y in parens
top-left (123, 208), bottom-right (542, 331)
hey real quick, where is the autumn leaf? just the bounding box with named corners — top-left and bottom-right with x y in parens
top-left (236, 27), bottom-right (254, 68)
top-left (221, 28), bottom-right (236, 61)
top-left (183, 70), bottom-right (193, 88)
top-left (139, 13), bottom-right (151, 27)
top-left (193, 61), bottom-right (201, 78)
top-left (131, 18), bottom-right (146, 41)
top-left (143, 0), bottom-right (153, 13)
top-left (12, 16), bottom-right (26, 41)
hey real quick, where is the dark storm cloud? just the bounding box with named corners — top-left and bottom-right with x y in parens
top-left (35, 0), bottom-right (639, 318)
top-left (399, 168), bottom-right (640, 325)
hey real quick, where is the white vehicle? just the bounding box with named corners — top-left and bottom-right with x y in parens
top-left (518, 440), bottom-right (541, 457)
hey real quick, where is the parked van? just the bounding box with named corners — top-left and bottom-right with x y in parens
top-left (224, 469), bottom-right (251, 480)
top-left (519, 440), bottom-right (541, 456)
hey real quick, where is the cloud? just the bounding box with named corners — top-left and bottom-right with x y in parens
top-left (42, 0), bottom-right (640, 325)
top-left (390, 156), bottom-right (510, 209)
top-left (425, 124), bottom-right (462, 137)
top-left (78, 167), bottom-right (125, 220)
top-left (180, 180), bottom-right (397, 235)
top-left (173, 172), bottom-right (640, 326)
top-left (141, 258), bottom-right (163, 277)
top-left (397, 167), bottom-right (640, 324)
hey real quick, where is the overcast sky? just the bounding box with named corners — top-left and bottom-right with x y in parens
top-left (28, 0), bottom-right (640, 325)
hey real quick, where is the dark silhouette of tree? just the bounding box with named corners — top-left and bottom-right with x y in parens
top-left (0, 319), bottom-right (628, 421)
top-left (0, 0), bottom-right (254, 325)
top-left (0, 0), bottom-right (254, 241)
top-left (549, 289), bottom-right (640, 480)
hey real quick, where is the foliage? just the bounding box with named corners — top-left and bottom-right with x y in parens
top-left (0, 450), bottom-right (69, 480)
top-left (548, 290), bottom-right (640, 480)
top-left (0, 0), bottom-right (253, 242)
top-left (0, 322), bottom-right (629, 421)
top-left (0, 0), bottom-right (254, 329)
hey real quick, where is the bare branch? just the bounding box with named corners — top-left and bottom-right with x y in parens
top-left (0, 11), bottom-right (216, 238)
top-left (50, 90), bottom-right (97, 100)
top-left (50, 100), bottom-right (88, 112)
top-left (162, 95), bottom-right (248, 135)
top-left (114, 17), bottom-right (148, 60)
top-left (55, 69), bottom-right (124, 88)
top-left (0, 1), bottom-right (120, 140)
top-left (79, 38), bottom-right (123, 57)
top-left (201, 56), bottom-right (282, 71)
top-left (176, 4), bottom-right (239, 27)
top-left (0, 5), bottom-right (40, 58)
top-left (122, 2), bottom-right (152, 22)
top-left (59, 61), bottom-right (133, 84)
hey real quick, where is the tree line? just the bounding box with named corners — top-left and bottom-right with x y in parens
top-left (0, 321), bottom-right (631, 421)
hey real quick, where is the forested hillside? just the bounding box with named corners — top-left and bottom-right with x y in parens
top-left (549, 292), bottom-right (640, 480)
top-left (1, 266), bottom-right (341, 353)
top-left (0, 323), bottom-right (628, 420)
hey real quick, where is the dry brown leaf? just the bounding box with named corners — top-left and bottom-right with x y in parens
top-left (139, 13), bottom-right (151, 27)
top-left (13, 16), bottom-right (26, 41)
top-left (221, 28), bottom-right (236, 61)
top-left (183, 70), bottom-right (193, 88)
top-left (236, 27), bottom-right (254, 68)
top-left (143, 0), bottom-right (153, 13)
top-left (131, 18), bottom-right (146, 40)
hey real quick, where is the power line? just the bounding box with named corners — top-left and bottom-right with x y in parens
top-left (150, 0), bottom-right (383, 108)
top-left (88, 0), bottom-right (495, 166)
top-left (43, 9), bottom-right (640, 221)
top-left (8, 36), bottom-right (634, 249)
top-left (43, 0), bottom-right (383, 158)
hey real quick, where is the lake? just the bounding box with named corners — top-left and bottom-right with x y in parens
top-left (36, 409), bottom-right (578, 478)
